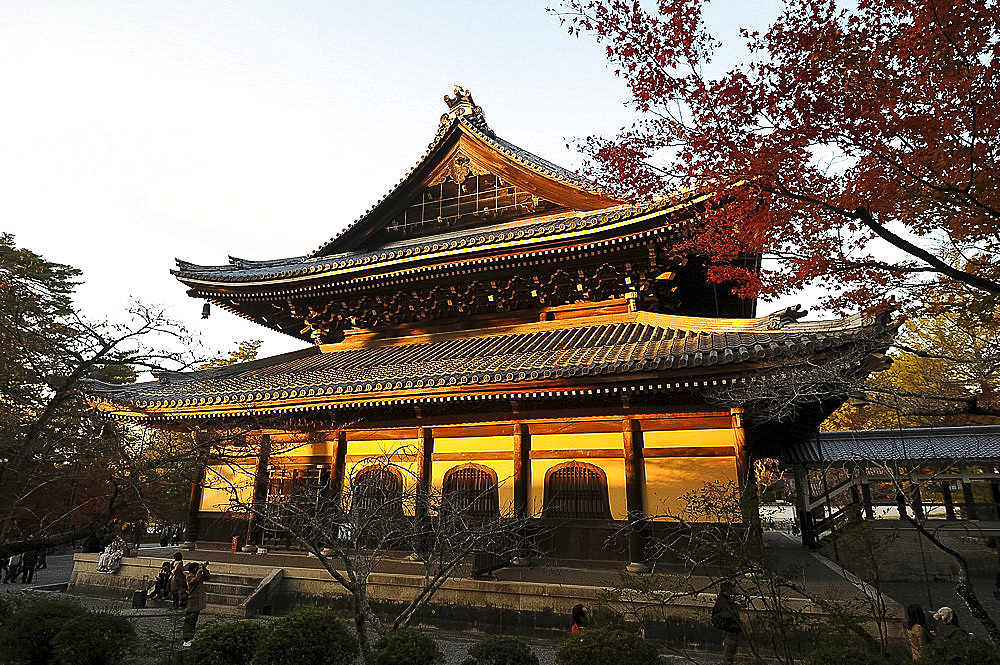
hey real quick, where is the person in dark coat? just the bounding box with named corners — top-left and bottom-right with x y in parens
top-left (181, 561), bottom-right (210, 646)
top-left (150, 562), bottom-right (171, 600)
top-left (712, 581), bottom-right (742, 665)
top-left (20, 548), bottom-right (38, 584)
top-left (571, 603), bottom-right (587, 634)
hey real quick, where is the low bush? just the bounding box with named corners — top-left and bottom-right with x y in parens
top-left (802, 645), bottom-right (895, 665)
top-left (461, 635), bottom-right (538, 665)
top-left (554, 628), bottom-right (657, 665)
top-left (187, 620), bottom-right (263, 665)
top-left (0, 595), bottom-right (88, 665)
top-left (50, 611), bottom-right (135, 665)
top-left (918, 637), bottom-right (1000, 665)
top-left (252, 607), bottom-right (358, 665)
top-left (375, 629), bottom-right (444, 665)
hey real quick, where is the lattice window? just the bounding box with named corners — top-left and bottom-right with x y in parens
top-left (381, 174), bottom-right (559, 241)
top-left (543, 462), bottom-right (612, 519)
top-left (442, 465), bottom-right (499, 519)
top-left (352, 466), bottom-right (403, 517)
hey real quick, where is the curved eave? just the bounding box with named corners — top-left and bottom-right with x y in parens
top-left (174, 195), bottom-right (706, 299)
top-left (89, 373), bottom-right (746, 423)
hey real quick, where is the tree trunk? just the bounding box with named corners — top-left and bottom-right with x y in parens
top-left (353, 590), bottom-right (379, 665)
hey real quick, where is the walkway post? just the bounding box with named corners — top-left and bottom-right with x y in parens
top-left (183, 432), bottom-right (210, 551)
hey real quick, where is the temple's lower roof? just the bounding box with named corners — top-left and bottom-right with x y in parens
top-left (86, 309), bottom-right (896, 421)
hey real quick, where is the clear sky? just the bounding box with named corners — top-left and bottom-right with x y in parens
top-left (1, 0), bottom-right (783, 363)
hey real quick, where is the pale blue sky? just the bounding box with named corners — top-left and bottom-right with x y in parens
top-left (1, 0), bottom-right (783, 362)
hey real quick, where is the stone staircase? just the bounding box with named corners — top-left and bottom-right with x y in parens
top-left (203, 571), bottom-right (264, 616)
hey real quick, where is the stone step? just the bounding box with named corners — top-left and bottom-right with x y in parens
top-left (206, 592), bottom-right (248, 607)
top-left (206, 574), bottom-right (262, 587)
top-left (204, 581), bottom-right (258, 595)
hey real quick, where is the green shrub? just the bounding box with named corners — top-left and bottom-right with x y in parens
top-left (375, 629), bottom-right (444, 665)
top-left (802, 644), bottom-right (891, 665)
top-left (918, 637), bottom-right (1000, 665)
top-left (50, 611), bottom-right (136, 665)
top-left (462, 635), bottom-right (538, 665)
top-left (187, 620), bottom-right (263, 665)
top-left (0, 595), bottom-right (88, 665)
top-left (252, 607), bottom-right (358, 665)
top-left (554, 628), bottom-right (657, 665)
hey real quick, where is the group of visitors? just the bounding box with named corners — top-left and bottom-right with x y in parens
top-left (904, 603), bottom-right (971, 659)
top-left (95, 535), bottom-right (127, 573)
top-left (148, 552), bottom-right (211, 647)
top-left (158, 524), bottom-right (184, 548)
top-left (2, 545), bottom-right (44, 585)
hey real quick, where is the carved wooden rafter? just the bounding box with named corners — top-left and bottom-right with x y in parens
top-left (287, 260), bottom-right (657, 343)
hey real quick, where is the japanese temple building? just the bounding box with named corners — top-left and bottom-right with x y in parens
top-left (88, 87), bottom-right (896, 568)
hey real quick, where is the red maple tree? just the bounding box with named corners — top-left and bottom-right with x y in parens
top-left (555, 0), bottom-right (999, 311)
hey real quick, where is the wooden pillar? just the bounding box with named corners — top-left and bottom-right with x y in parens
top-left (332, 429), bottom-right (347, 499)
top-left (793, 465), bottom-right (816, 549)
top-left (860, 482), bottom-right (875, 520)
top-left (962, 483), bottom-right (978, 520)
top-left (623, 418), bottom-right (649, 572)
top-left (512, 423), bottom-right (530, 520)
top-left (942, 482), bottom-right (957, 520)
top-left (895, 489), bottom-right (908, 520)
top-left (415, 427), bottom-right (433, 514)
top-left (961, 465), bottom-right (977, 520)
top-left (245, 434), bottom-right (272, 549)
top-left (990, 482), bottom-right (1000, 520)
top-left (183, 432), bottom-right (210, 550)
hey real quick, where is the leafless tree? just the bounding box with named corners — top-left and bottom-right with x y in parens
top-left (209, 442), bottom-right (541, 665)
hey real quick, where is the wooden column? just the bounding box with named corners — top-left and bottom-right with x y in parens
top-left (623, 418), bottom-right (649, 573)
top-left (895, 489), bottom-right (908, 519)
top-left (792, 465), bottom-right (816, 549)
top-left (332, 429), bottom-right (347, 499)
top-left (858, 467), bottom-right (875, 519)
top-left (961, 464), bottom-right (978, 520)
top-left (413, 427), bottom-right (433, 557)
top-left (245, 434), bottom-right (272, 549)
top-left (513, 423), bottom-right (530, 520)
top-left (942, 482), bottom-right (957, 520)
top-left (183, 432), bottom-right (210, 551)
top-left (990, 482), bottom-right (1000, 520)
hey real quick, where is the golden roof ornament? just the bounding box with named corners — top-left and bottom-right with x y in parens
top-left (437, 85), bottom-right (486, 136)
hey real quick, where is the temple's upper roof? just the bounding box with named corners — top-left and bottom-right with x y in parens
top-left (87, 307), bottom-right (896, 421)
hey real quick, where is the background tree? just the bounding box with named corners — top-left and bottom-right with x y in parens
top-left (554, 0), bottom-right (999, 310)
top-left (0, 233), bottom-right (203, 556)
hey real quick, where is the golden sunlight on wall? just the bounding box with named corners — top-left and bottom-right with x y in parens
top-left (641, 427), bottom-right (737, 520)
top-left (200, 462), bottom-right (255, 511)
top-left (431, 433), bottom-right (515, 515)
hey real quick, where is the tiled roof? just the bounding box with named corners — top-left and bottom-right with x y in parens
top-left (86, 309), bottom-right (895, 421)
top-left (172, 197), bottom-right (688, 286)
top-left (782, 426), bottom-right (1000, 464)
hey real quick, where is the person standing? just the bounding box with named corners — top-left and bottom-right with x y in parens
top-left (905, 604), bottom-right (933, 660)
top-left (3, 552), bottom-right (21, 584)
top-left (20, 547), bottom-right (38, 584)
top-left (181, 561), bottom-right (210, 647)
top-left (712, 582), bottom-right (743, 665)
top-left (570, 603), bottom-right (587, 634)
top-left (169, 552), bottom-right (187, 608)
